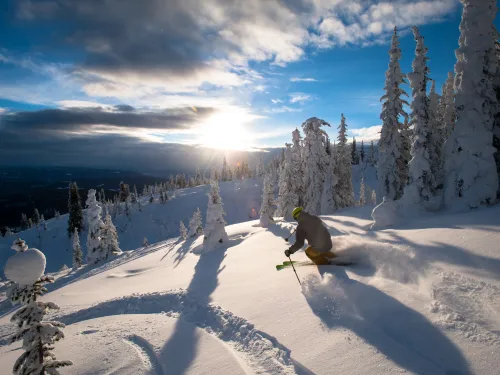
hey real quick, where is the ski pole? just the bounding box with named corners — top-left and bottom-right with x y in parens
top-left (288, 256), bottom-right (301, 285)
top-left (284, 228), bottom-right (296, 242)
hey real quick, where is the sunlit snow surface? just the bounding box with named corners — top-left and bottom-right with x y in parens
top-left (0, 167), bottom-right (499, 374)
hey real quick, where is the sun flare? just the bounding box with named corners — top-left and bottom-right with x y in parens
top-left (197, 110), bottom-right (254, 150)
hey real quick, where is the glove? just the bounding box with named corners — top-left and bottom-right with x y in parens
top-left (284, 249), bottom-right (293, 257)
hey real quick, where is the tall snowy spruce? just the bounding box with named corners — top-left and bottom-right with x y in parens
top-left (445, 0), bottom-right (499, 209)
top-left (442, 72), bottom-right (456, 140)
top-left (86, 189), bottom-right (105, 264)
top-left (404, 27), bottom-right (438, 207)
top-left (333, 114), bottom-right (355, 209)
top-left (203, 180), bottom-right (229, 251)
top-left (260, 173), bottom-right (275, 227)
top-left (188, 208), bottom-right (203, 237)
top-left (72, 228), bottom-right (83, 269)
top-left (67, 182), bottom-right (83, 237)
top-left (378, 27), bottom-right (410, 201)
top-left (291, 128), bottom-right (305, 206)
top-left (101, 213), bottom-right (122, 258)
top-left (429, 79), bottom-right (445, 189)
top-left (302, 117), bottom-right (330, 214)
top-left (320, 156), bottom-right (337, 214)
top-left (275, 144), bottom-right (298, 221)
top-left (5, 238), bottom-right (72, 374)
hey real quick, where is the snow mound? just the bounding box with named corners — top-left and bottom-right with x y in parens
top-left (57, 290), bottom-right (299, 375)
top-left (4, 248), bottom-right (46, 285)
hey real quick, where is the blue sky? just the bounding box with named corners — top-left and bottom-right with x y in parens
top-left (0, 0), bottom-right (498, 173)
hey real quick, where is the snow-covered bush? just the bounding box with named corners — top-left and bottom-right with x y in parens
top-left (203, 180), bottom-right (229, 252)
top-left (444, 0), bottom-right (499, 210)
top-left (4, 238), bottom-right (72, 374)
top-left (179, 221), bottom-right (187, 240)
top-left (188, 208), bottom-right (203, 237)
top-left (260, 173), bottom-right (275, 227)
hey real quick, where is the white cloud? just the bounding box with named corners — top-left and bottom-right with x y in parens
top-left (271, 99), bottom-right (283, 104)
top-left (290, 77), bottom-right (318, 82)
top-left (265, 106), bottom-right (302, 113)
top-left (349, 125), bottom-right (382, 142)
top-left (289, 93), bottom-right (311, 103)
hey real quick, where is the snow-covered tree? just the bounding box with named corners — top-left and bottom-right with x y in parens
top-left (359, 177), bottom-right (366, 206)
top-left (101, 213), bottom-right (122, 258)
top-left (260, 173), bottom-right (275, 227)
top-left (368, 141), bottom-right (376, 166)
top-left (143, 237), bottom-right (149, 247)
top-left (119, 181), bottom-right (130, 202)
top-left (351, 137), bottom-right (359, 165)
top-left (20, 213), bottom-right (29, 230)
top-left (67, 182), bottom-right (83, 237)
top-left (32, 209), bottom-right (41, 226)
top-left (445, 0), bottom-right (499, 209)
top-left (360, 140), bottom-right (365, 163)
top-left (378, 26), bottom-right (410, 201)
top-left (405, 26), bottom-right (437, 205)
top-left (203, 180), bottom-right (229, 251)
top-left (441, 72), bottom-right (456, 141)
top-left (275, 144), bottom-right (298, 220)
top-left (321, 157), bottom-right (337, 214)
top-left (188, 208), bottom-right (203, 237)
top-left (179, 221), bottom-right (187, 240)
top-left (371, 189), bottom-right (377, 205)
top-left (333, 114), bottom-right (355, 209)
top-left (86, 189), bottom-right (105, 264)
top-left (291, 128), bottom-right (305, 205)
top-left (72, 228), bottom-right (83, 269)
top-left (429, 79), bottom-right (445, 188)
top-left (5, 238), bottom-right (72, 374)
top-left (302, 117), bottom-right (330, 214)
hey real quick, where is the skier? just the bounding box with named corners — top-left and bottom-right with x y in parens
top-left (284, 207), bottom-right (335, 265)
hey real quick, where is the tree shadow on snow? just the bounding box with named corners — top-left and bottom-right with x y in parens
top-left (303, 267), bottom-right (471, 375)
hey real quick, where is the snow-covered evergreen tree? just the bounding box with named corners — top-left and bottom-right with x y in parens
top-left (5, 239), bottom-right (72, 374)
top-left (445, 0), bottom-right (499, 209)
top-left (203, 180), bottom-right (229, 251)
top-left (359, 177), bottom-right (366, 206)
top-left (86, 189), bottom-right (105, 264)
top-left (369, 141), bottom-right (376, 166)
top-left (371, 189), bottom-right (377, 205)
top-left (378, 27), bottom-right (410, 201)
top-left (72, 228), bottom-right (83, 269)
top-left (20, 213), bottom-right (28, 230)
top-left (333, 114), bottom-right (355, 209)
top-left (101, 213), bottom-right (122, 258)
top-left (32, 209), bottom-right (41, 226)
top-left (179, 221), bottom-right (188, 240)
top-left (291, 128), bottom-right (305, 205)
top-left (320, 157), bottom-right (337, 214)
top-left (67, 182), bottom-right (83, 237)
top-left (260, 173), bottom-right (275, 227)
top-left (188, 208), bottom-right (203, 237)
top-left (351, 137), bottom-right (359, 165)
top-left (405, 26), bottom-right (437, 205)
top-left (429, 79), bottom-right (445, 188)
top-left (275, 144), bottom-right (298, 220)
top-left (442, 72), bottom-right (456, 140)
top-left (302, 117), bottom-right (330, 214)
top-left (360, 140), bottom-right (365, 163)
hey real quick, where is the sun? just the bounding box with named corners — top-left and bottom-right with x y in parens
top-left (197, 110), bottom-right (254, 150)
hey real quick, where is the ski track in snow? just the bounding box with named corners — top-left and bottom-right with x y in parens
top-left (429, 270), bottom-right (500, 346)
top-left (55, 290), bottom-right (299, 375)
top-left (124, 334), bottom-right (165, 375)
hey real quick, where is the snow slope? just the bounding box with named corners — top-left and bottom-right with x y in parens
top-left (0, 191), bottom-right (499, 374)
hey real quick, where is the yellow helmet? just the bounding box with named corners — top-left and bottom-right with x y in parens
top-left (292, 207), bottom-right (303, 220)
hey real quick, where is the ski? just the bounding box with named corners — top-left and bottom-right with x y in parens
top-left (276, 260), bottom-right (354, 271)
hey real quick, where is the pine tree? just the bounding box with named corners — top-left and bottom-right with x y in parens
top-left (360, 140), bottom-right (365, 163)
top-left (260, 173), bottom-right (275, 226)
top-left (86, 189), bottom-right (105, 264)
top-left (132, 185), bottom-right (138, 203)
top-left (275, 144), bottom-right (299, 220)
top-left (371, 189), bottom-right (377, 205)
top-left (20, 213), bottom-right (28, 231)
top-left (32, 208), bottom-right (41, 226)
top-left (351, 137), bottom-right (359, 165)
top-left (179, 221), bottom-right (188, 240)
top-left (101, 213), bottom-right (121, 257)
top-left (445, 0), bottom-right (499, 209)
top-left (378, 27), bottom-right (410, 201)
top-left (119, 181), bottom-right (130, 202)
top-left (188, 208), bottom-right (203, 237)
top-left (203, 180), bottom-right (229, 251)
top-left (442, 72), bottom-right (456, 141)
top-left (6, 240), bottom-right (72, 374)
top-left (67, 182), bottom-right (84, 237)
top-left (369, 140), bottom-right (376, 166)
top-left (429, 79), bottom-right (445, 189)
top-left (290, 128), bottom-right (305, 206)
top-left (72, 228), bottom-right (83, 269)
top-left (359, 177), bottom-right (366, 206)
top-left (321, 157), bottom-right (337, 214)
top-left (405, 26), bottom-right (437, 205)
top-left (333, 114), bottom-right (355, 209)
top-left (302, 117), bottom-right (330, 214)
